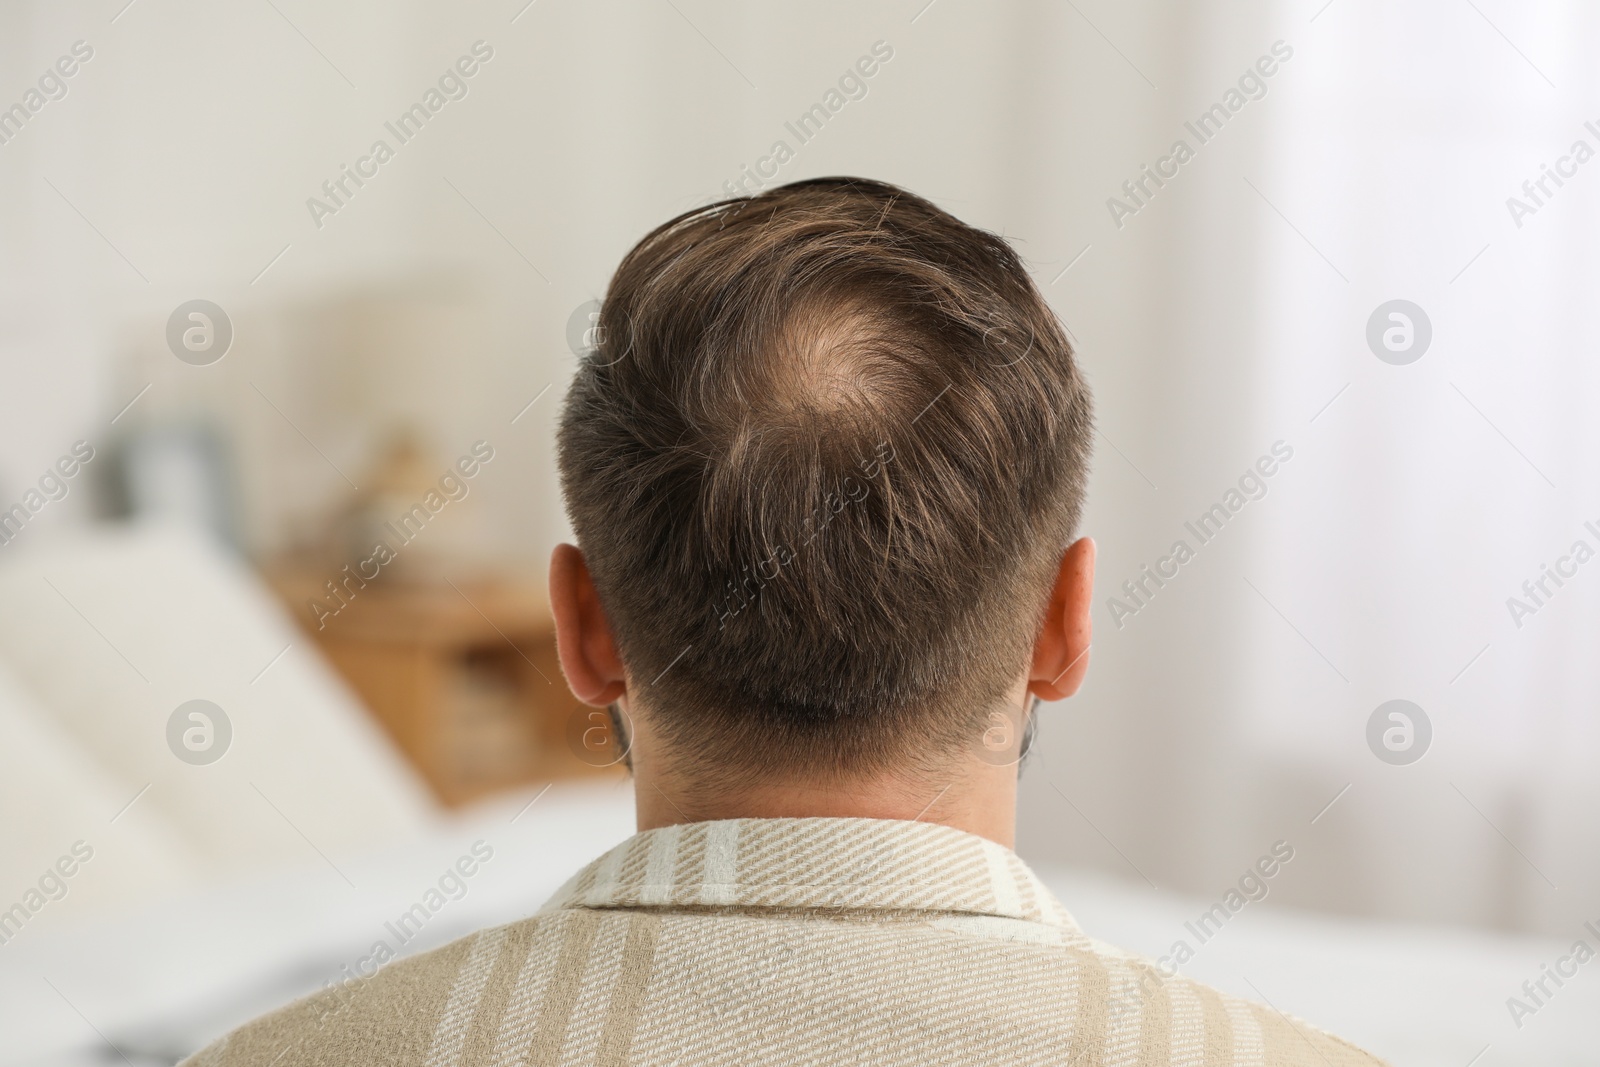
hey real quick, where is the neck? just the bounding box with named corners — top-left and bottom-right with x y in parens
top-left (631, 751), bottom-right (1020, 849)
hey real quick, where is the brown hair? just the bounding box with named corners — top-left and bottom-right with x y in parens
top-left (558, 177), bottom-right (1092, 781)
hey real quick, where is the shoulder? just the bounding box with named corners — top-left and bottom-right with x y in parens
top-left (1068, 936), bottom-right (1390, 1066)
top-left (180, 915), bottom-right (560, 1067)
top-left (921, 914), bottom-right (1386, 1063)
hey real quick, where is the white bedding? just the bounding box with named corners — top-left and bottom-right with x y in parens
top-left (0, 661), bottom-right (204, 915)
top-left (0, 525), bottom-right (435, 886)
top-left (0, 781), bottom-right (636, 1066)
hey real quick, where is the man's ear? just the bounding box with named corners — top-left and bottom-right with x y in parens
top-left (1028, 537), bottom-right (1095, 702)
top-left (549, 543), bottom-right (628, 706)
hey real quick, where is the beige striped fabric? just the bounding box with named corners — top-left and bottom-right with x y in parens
top-left (183, 818), bottom-right (1387, 1066)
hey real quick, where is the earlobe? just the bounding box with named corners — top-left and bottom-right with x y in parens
top-left (549, 543), bottom-right (629, 706)
top-left (1028, 537), bottom-right (1095, 702)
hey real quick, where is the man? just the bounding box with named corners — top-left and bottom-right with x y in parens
top-left (187, 178), bottom-right (1384, 1065)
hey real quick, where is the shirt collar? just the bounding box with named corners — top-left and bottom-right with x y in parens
top-left (541, 816), bottom-right (1081, 931)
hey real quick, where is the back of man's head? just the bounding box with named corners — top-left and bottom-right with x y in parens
top-left (558, 177), bottom-right (1093, 782)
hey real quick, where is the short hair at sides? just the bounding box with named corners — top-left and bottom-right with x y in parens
top-left (558, 177), bottom-right (1093, 781)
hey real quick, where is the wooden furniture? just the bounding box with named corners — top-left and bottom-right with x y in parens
top-left (265, 567), bottom-right (624, 806)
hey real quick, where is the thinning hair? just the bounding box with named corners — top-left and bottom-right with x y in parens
top-left (558, 177), bottom-right (1092, 781)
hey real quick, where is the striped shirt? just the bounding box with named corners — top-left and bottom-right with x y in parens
top-left (183, 817), bottom-right (1386, 1066)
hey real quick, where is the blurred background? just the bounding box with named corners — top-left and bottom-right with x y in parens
top-left (3, 0), bottom-right (1599, 1063)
